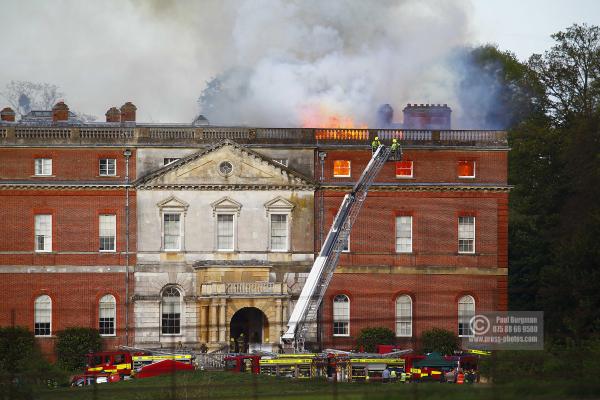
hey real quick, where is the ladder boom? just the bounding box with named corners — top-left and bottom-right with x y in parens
top-left (282, 145), bottom-right (392, 350)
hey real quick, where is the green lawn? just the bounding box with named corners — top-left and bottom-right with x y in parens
top-left (15, 371), bottom-right (600, 400)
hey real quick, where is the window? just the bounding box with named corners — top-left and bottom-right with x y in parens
top-left (395, 160), bottom-right (413, 178)
top-left (99, 295), bottom-right (116, 336)
top-left (217, 214), bottom-right (234, 250)
top-left (273, 158), bottom-right (288, 167)
top-left (458, 216), bottom-right (475, 253)
top-left (99, 215), bottom-right (116, 252)
top-left (35, 214), bottom-right (52, 252)
top-left (219, 161), bottom-right (233, 176)
top-left (163, 213), bottom-right (182, 251)
top-left (161, 287), bottom-right (181, 335)
top-left (458, 295), bottom-right (475, 337)
top-left (458, 160), bottom-right (475, 178)
top-left (395, 216), bottom-right (412, 253)
top-left (34, 158), bottom-right (52, 176)
top-left (341, 234), bottom-right (350, 252)
top-left (163, 158), bottom-right (180, 166)
top-left (396, 295), bottom-right (412, 337)
top-left (99, 159), bottom-right (116, 176)
top-left (333, 160), bottom-right (351, 177)
top-left (34, 295), bottom-right (52, 336)
top-left (333, 294), bottom-right (350, 336)
top-left (270, 214), bottom-right (288, 251)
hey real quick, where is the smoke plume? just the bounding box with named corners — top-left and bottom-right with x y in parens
top-left (138, 0), bottom-right (486, 127)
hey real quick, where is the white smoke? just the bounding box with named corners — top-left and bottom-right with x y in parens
top-left (138, 0), bottom-right (475, 127)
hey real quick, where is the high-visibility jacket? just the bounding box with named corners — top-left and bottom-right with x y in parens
top-left (456, 372), bottom-right (465, 384)
top-left (400, 372), bottom-right (407, 382)
top-left (371, 139), bottom-right (381, 149)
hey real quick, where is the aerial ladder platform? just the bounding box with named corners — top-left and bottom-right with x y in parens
top-left (282, 144), bottom-right (396, 352)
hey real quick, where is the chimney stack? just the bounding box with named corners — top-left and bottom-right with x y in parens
top-left (402, 103), bottom-right (451, 130)
top-left (105, 107), bottom-right (121, 123)
top-left (52, 101), bottom-right (69, 122)
top-left (120, 102), bottom-right (137, 123)
top-left (0, 107), bottom-right (16, 122)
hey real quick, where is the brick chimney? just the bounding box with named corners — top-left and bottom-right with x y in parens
top-left (0, 107), bottom-right (16, 122)
top-left (120, 102), bottom-right (137, 122)
top-left (105, 107), bottom-right (121, 123)
top-left (52, 101), bottom-right (69, 122)
top-left (402, 103), bottom-right (451, 130)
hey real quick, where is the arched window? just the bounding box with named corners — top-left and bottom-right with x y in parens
top-left (161, 286), bottom-right (181, 335)
top-left (333, 294), bottom-right (350, 336)
top-left (34, 295), bottom-right (52, 336)
top-left (99, 295), bottom-right (116, 336)
top-left (395, 295), bottom-right (412, 337)
top-left (458, 295), bottom-right (475, 337)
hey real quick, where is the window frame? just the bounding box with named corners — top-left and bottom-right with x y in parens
top-left (34, 295), bottom-right (52, 337)
top-left (163, 157), bottom-right (180, 166)
top-left (332, 294), bottom-right (350, 337)
top-left (99, 294), bottom-right (116, 337)
top-left (34, 158), bottom-right (52, 176)
top-left (395, 160), bottom-right (414, 178)
top-left (99, 214), bottom-right (117, 252)
top-left (395, 295), bottom-right (413, 337)
top-left (395, 215), bottom-right (413, 253)
top-left (269, 213), bottom-right (289, 252)
top-left (458, 295), bottom-right (476, 337)
top-left (99, 158), bottom-right (117, 177)
top-left (161, 286), bottom-right (182, 336)
top-left (162, 212), bottom-right (183, 252)
top-left (34, 214), bottom-right (52, 253)
top-left (333, 160), bottom-right (351, 178)
top-left (457, 160), bottom-right (476, 179)
top-left (458, 216), bottom-right (476, 254)
top-left (216, 213), bottom-right (235, 252)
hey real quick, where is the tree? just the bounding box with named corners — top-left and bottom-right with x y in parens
top-left (528, 23), bottom-right (600, 126)
top-left (419, 328), bottom-right (459, 355)
top-left (55, 328), bottom-right (102, 372)
top-left (1, 80), bottom-right (64, 117)
top-left (355, 327), bottom-right (395, 353)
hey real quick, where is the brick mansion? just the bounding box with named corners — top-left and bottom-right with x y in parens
top-left (0, 102), bottom-right (509, 358)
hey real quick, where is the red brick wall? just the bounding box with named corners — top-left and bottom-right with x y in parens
top-left (0, 148), bottom-right (136, 180)
top-left (0, 190), bottom-right (136, 265)
top-left (321, 191), bottom-right (508, 269)
top-left (322, 149), bottom-right (508, 184)
top-left (0, 273), bottom-right (132, 360)
top-left (321, 273), bottom-right (504, 350)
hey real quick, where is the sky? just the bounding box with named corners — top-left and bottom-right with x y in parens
top-left (0, 0), bottom-right (598, 124)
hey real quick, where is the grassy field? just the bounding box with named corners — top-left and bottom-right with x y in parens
top-left (9, 371), bottom-right (598, 400)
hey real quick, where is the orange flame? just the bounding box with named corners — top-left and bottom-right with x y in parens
top-left (300, 104), bottom-right (367, 129)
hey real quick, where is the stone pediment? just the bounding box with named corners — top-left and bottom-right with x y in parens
top-left (157, 195), bottom-right (189, 211)
top-left (264, 196), bottom-right (295, 214)
top-left (136, 140), bottom-right (315, 190)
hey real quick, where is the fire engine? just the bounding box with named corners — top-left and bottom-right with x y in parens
top-left (71, 347), bottom-right (195, 386)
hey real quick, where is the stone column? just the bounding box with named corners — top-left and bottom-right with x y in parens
top-left (199, 305), bottom-right (208, 344)
top-left (218, 299), bottom-right (227, 343)
top-left (275, 299), bottom-right (283, 337)
top-left (209, 300), bottom-right (219, 344)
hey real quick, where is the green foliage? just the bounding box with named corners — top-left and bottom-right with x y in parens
top-left (0, 326), bottom-right (36, 375)
top-left (55, 328), bottom-right (102, 372)
top-left (355, 327), bottom-right (395, 352)
top-left (420, 328), bottom-right (459, 355)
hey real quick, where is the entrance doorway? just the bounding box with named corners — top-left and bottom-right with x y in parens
top-left (230, 307), bottom-right (269, 352)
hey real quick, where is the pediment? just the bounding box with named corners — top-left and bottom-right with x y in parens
top-left (211, 196), bottom-right (242, 216)
top-left (264, 196), bottom-right (295, 213)
top-left (156, 195), bottom-right (189, 211)
top-left (136, 140), bottom-right (316, 189)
